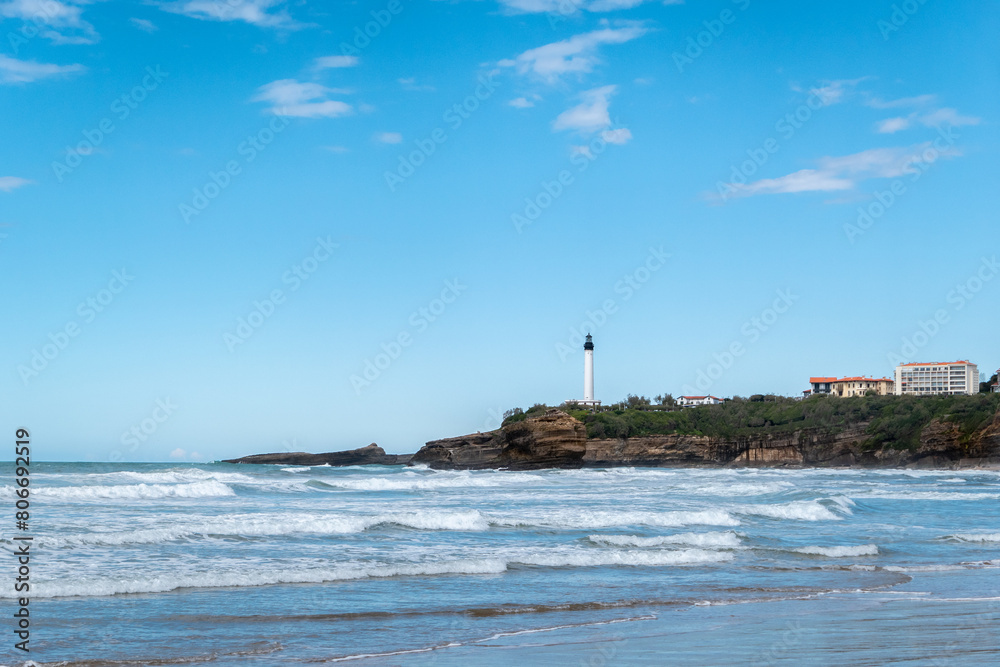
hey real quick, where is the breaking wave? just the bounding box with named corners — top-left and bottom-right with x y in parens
top-left (588, 531), bottom-right (742, 548)
top-left (793, 544), bottom-right (879, 557)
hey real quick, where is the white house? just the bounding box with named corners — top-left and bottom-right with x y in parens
top-left (678, 395), bottom-right (724, 407)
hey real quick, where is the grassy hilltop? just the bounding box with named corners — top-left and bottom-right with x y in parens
top-left (503, 393), bottom-right (1000, 452)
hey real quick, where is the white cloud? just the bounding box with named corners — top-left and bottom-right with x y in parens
top-left (508, 96), bottom-right (535, 108)
top-left (315, 55), bottom-right (358, 69)
top-left (866, 94), bottom-right (936, 109)
top-left (160, 0), bottom-right (302, 29)
top-left (0, 54), bottom-right (84, 84)
top-left (398, 77), bottom-right (435, 92)
top-left (808, 76), bottom-right (871, 106)
top-left (876, 107), bottom-right (980, 134)
top-left (601, 127), bottom-right (632, 144)
top-left (502, 25), bottom-right (647, 83)
top-left (497, 0), bottom-right (679, 14)
top-left (721, 144), bottom-right (960, 199)
top-left (129, 18), bottom-right (158, 33)
top-left (918, 107), bottom-right (980, 128)
top-left (876, 116), bottom-right (912, 134)
top-left (731, 169), bottom-right (856, 196)
top-left (252, 79), bottom-right (353, 118)
top-left (0, 0), bottom-right (98, 44)
top-left (169, 448), bottom-right (186, 459)
top-left (553, 84), bottom-right (616, 133)
top-left (322, 145), bottom-right (349, 153)
top-left (375, 132), bottom-right (403, 144)
top-left (0, 176), bottom-right (34, 192)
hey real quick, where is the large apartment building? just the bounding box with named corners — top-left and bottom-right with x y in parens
top-left (893, 361), bottom-right (979, 396)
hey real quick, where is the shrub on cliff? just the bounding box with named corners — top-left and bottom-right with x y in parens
top-left (578, 393), bottom-right (999, 443)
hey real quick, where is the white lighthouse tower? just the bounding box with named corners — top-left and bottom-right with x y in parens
top-left (584, 334), bottom-right (595, 402)
top-left (572, 333), bottom-right (600, 408)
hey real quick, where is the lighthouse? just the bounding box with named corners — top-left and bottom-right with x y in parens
top-left (583, 333), bottom-right (595, 402)
top-left (567, 333), bottom-right (600, 407)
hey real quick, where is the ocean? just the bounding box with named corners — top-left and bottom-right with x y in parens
top-left (1, 462), bottom-right (998, 665)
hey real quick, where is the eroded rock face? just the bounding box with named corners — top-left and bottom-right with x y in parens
top-left (499, 410), bottom-right (587, 468)
top-left (409, 432), bottom-right (502, 468)
top-left (223, 443), bottom-right (411, 466)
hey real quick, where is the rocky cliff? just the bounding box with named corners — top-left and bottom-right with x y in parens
top-left (410, 410), bottom-right (587, 469)
top-left (223, 443), bottom-right (411, 466)
top-left (411, 407), bottom-right (1000, 470)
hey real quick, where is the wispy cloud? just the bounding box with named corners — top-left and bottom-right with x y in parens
top-left (876, 107), bottom-right (981, 134)
top-left (398, 77), bottom-right (435, 92)
top-left (0, 176), bottom-right (34, 192)
top-left (865, 94), bottom-right (936, 109)
top-left (553, 85), bottom-right (616, 133)
top-left (805, 76), bottom-right (872, 106)
top-left (718, 144), bottom-right (960, 199)
top-left (601, 127), bottom-right (632, 144)
top-left (497, 0), bottom-right (680, 14)
top-left (500, 24), bottom-right (648, 83)
top-left (315, 55), bottom-right (358, 69)
top-left (160, 0), bottom-right (303, 29)
top-left (252, 79), bottom-right (352, 118)
top-left (129, 17), bottom-right (159, 33)
top-left (375, 132), bottom-right (403, 144)
top-left (0, 0), bottom-right (98, 44)
top-left (509, 96), bottom-right (536, 108)
top-left (0, 54), bottom-right (84, 84)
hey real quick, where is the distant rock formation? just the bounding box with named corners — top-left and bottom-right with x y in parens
top-left (223, 443), bottom-right (411, 466)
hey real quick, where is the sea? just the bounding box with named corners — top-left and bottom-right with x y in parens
top-left (1, 462), bottom-right (998, 666)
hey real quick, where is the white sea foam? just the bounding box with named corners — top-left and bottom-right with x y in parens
top-left (734, 500), bottom-right (843, 522)
top-left (14, 559), bottom-right (510, 598)
top-left (942, 533), bottom-right (1000, 543)
top-left (883, 564), bottom-right (967, 573)
top-left (793, 544), bottom-right (879, 557)
top-left (490, 509), bottom-right (740, 529)
top-left (513, 548), bottom-right (733, 568)
top-left (588, 531), bottom-right (742, 548)
top-left (281, 467), bottom-right (312, 473)
top-left (35, 469), bottom-right (257, 485)
top-left (316, 471), bottom-right (547, 492)
top-left (682, 482), bottom-right (795, 496)
top-left (4, 480), bottom-right (236, 501)
top-left (857, 491), bottom-right (1000, 501)
top-left (38, 510), bottom-right (492, 547)
top-left (10, 548), bottom-right (729, 598)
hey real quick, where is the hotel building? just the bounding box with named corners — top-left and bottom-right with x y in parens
top-left (893, 361), bottom-right (979, 396)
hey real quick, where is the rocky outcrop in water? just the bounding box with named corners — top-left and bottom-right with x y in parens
top-left (410, 410), bottom-right (587, 470)
top-left (223, 443), bottom-right (411, 466)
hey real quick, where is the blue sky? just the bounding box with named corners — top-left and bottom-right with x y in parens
top-left (1, 0), bottom-right (997, 461)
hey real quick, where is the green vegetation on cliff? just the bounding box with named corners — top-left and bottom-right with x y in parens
top-left (503, 394), bottom-right (1000, 451)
